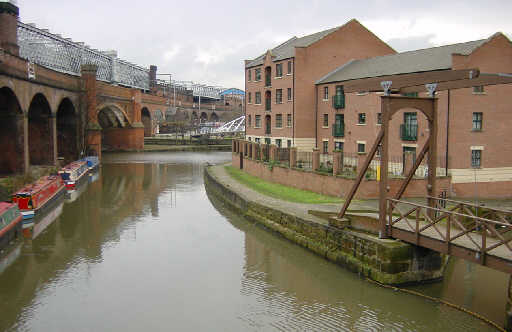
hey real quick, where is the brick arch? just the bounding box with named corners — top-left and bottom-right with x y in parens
top-left (28, 93), bottom-right (54, 165)
top-left (141, 107), bottom-right (152, 137)
top-left (57, 97), bottom-right (78, 163)
top-left (0, 86), bottom-right (25, 174)
top-left (96, 103), bottom-right (131, 128)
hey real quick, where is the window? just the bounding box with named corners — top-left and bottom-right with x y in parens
top-left (287, 61), bottom-right (292, 74)
top-left (276, 114), bottom-right (283, 128)
top-left (265, 138), bottom-right (271, 145)
top-left (358, 143), bottom-right (366, 153)
top-left (255, 92), bottom-right (261, 104)
top-left (323, 114), bottom-right (329, 127)
top-left (358, 113), bottom-right (366, 124)
top-left (287, 114), bottom-right (292, 127)
top-left (255, 115), bottom-right (261, 128)
top-left (472, 112), bottom-right (483, 131)
top-left (276, 63), bottom-right (283, 77)
top-left (276, 89), bottom-right (283, 103)
top-left (471, 149), bottom-right (482, 168)
top-left (402, 92), bottom-right (418, 97)
top-left (333, 85), bottom-right (345, 109)
top-left (287, 140), bottom-right (291, 148)
top-left (402, 112), bottom-right (418, 141)
top-left (255, 138), bottom-right (260, 143)
top-left (248, 115), bottom-right (252, 127)
top-left (376, 143), bottom-right (382, 157)
top-left (473, 86), bottom-right (484, 93)
top-left (334, 141), bottom-right (344, 151)
top-left (248, 137), bottom-right (252, 141)
top-left (377, 113), bottom-right (382, 124)
top-left (287, 88), bottom-right (292, 101)
top-left (248, 70), bottom-right (251, 81)
top-left (248, 92), bottom-right (252, 104)
top-left (323, 87), bottom-right (329, 100)
top-left (276, 139), bottom-right (282, 148)
top-left (255, 68), bottom-right (261, 81)
top-left (323, 141), bottom-right (329, 154)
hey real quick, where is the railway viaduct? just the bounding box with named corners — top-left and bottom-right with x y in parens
top-left (0, 2), bottom-right (221, 176)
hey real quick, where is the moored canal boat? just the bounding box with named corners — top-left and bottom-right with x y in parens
top-left (11, 175), bottom-right (65, 220)
top-left (0, 202), bottom-right (23, 250)
top-left (59, 160), bottom-right (89, 190)
top-left (83, 156), bottom-right (99, 172)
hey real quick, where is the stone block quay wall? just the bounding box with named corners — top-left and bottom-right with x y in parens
top-left (204, 166), bottom-right (444, 285)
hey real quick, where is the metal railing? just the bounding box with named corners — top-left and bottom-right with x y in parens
top-left (332, 94), bottom-right (345, 109)
top-left (276, 147), bottom-right (290, 166)
top-left (296, 151), bottom-right (313, 170)
top-left (387, 198), bottom-right (512, 273)
top-left (332, 123), bottom-right (344, 137)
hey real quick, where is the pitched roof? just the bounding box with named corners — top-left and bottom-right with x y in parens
top-left (316, 38), bottom-right (489, 84)
top-left (245, 26), bottom-right (341, 68)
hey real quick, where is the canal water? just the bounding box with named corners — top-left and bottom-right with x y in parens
top-left (0, 151), bottom-right (507, 331)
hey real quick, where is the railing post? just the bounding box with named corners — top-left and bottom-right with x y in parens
top-left (269, 145), bottom-right (277, 162)
top-left (312, 148), bottom-right (320, 171)
top-left (333, 150), bottom-right (342, 176)
top-left (481, 221), bottom-right (487, 265)
top-left (446, 214), bottom-right (451, 254)
top-left (415, 207), bottom-right (420, 245)
top-left (290, 147), bottom-right (297, 168)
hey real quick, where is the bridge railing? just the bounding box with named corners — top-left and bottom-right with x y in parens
top-left (387, 198), bottom-right (512, 262)
top-left (17, 22), bottom-right (149, 90)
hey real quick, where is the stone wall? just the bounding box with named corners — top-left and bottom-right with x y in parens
top-left (205, 166), bottom-right (444, 285)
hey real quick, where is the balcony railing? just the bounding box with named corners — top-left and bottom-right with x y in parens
top-left (332, 94), bottom-right (345, 109)
top-left (400, 123), bottom-right (418, 141)
top-left (332, 123), bottom-right (344, 137)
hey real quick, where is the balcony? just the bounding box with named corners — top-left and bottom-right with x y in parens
top-left (400, 123), bottom-right (418, 141)
top-left (332, 94), bottom-right (345, 109)
top-left (332, 123), bottom-right (344, 137)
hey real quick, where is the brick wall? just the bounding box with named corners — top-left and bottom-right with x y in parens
top-left (233, 153), bottom-right (450, 199)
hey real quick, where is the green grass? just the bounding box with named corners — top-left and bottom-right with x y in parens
top-left (224, 166), bottom-right (342, 204)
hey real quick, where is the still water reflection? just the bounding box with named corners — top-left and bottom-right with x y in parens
top-left (0, 151), bottom-right (505, 331)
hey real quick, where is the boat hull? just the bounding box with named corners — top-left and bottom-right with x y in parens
top-left (0, 203), bottom-right (23, 251)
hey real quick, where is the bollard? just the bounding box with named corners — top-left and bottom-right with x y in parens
top-left (313, 148), bottom-right (320, 171)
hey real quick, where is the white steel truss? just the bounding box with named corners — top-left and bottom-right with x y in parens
top-left (214, 116), bottom-right (245, 133)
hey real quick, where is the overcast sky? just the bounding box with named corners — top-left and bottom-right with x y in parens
top-left (18, 0), bottom-right (512, 89)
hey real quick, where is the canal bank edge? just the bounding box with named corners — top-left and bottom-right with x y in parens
top-left (204, 165), bottom-right (444, 285)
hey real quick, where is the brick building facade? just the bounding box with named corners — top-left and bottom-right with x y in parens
top-left (244, 20), bottom-right (395, 150)
top-left (315, 32), bottom-right (512, 197)
top-left (244, 22), bottom-right (512, 198)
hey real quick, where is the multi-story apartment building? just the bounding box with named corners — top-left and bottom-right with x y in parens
top-left (315, 32), bottom-right (512, 197)
top-left (245, 20), bottom-right (396, 150)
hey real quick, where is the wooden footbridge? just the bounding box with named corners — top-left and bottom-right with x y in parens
top-left (337, 75), bottom-right (512, 275)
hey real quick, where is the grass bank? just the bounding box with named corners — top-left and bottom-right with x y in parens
top-left (224, 166), bottom-right (342, 204)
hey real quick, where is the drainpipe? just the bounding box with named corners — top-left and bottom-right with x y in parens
top-left (292, 60), bottom-right (295, 147)
top-left (315, 84), bottom-right (318, 148)
top-left (445, 90), bottom-right (450, 175)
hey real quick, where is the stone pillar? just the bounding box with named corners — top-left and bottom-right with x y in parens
top-left (312, 148), bottom-right (320, 171)
top-left (403, 151), bottom-right (415, 175)
top-left (81, 64), bottom-right (102, 159)
top-left (267, 145), bottom-right (273, 162)
top-left (333, 150), bottom-right (342, 176)
top-left (252, 143), bottom-right (257, 160)
top-left (51, 113), bottom-right (58, 166)
top-left (0, 2), bottom-right (20, 56)
top-left (290, 147), bottom-right (297, 168)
